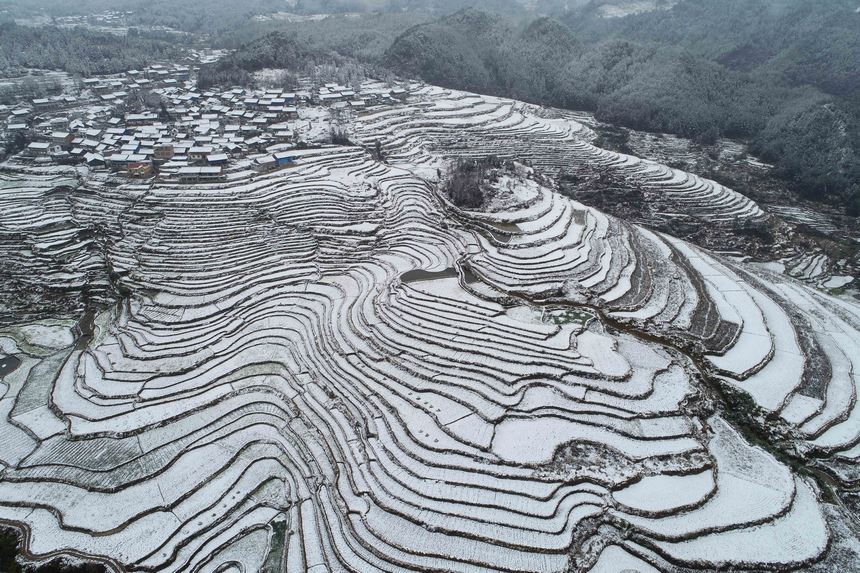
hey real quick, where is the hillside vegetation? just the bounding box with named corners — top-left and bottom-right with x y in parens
top-left (382, 2), bottom-right (860, 211)
top-left (0, 21), bottom-right (180, 75)
top-left (195, 32), bottom-right (376, 89)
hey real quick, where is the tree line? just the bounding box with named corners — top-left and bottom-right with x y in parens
top-left (382, 2), bottom-right (860, 213)
top-left (0, 21), bottom-right (180, 76)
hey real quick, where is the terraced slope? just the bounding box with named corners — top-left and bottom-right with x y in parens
top-left (0, 167), bottom-right (112, 324)
top-left (0, 88), bottom-right (859, 572)
top-left (351, 85), bottom-right (766, 226)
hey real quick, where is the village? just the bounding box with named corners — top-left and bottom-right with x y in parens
top-left (0, 62), bottom-right (412, 183)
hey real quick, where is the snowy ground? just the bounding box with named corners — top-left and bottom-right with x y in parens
top-left (0, 82), bottom-right (858, 573)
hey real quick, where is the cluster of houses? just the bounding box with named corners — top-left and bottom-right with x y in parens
top-left (315, 82), bottom-right (407, 109)
top-left (2, 70), bottom-right (414, 183)
top-left (49, 10), bottom-right (135, 31)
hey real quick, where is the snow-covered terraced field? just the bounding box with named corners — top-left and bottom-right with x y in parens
top-left (0, 168), bottom-right (111, 322)
top-left (351, 85), bottom-right (767, 225)
top-left (0, 87), bottom-right (858, 572)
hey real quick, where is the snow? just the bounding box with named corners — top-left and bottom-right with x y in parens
top-left (492, 416), bottom-right (703, 464)
top-left (613, 470), bottom-right (714, 513)
top-left (598, 0), bottom-right (677, 18)
top-left (654, 478), bottom-right (827, 568)
top-left (588, 545), bottom-right (660, 573)
top-left (17, 323), bottom-right (75, 349)
top-left (823, 274), bottom-right (854, 289)
top-left (0, 78), bottom-right (858, 573)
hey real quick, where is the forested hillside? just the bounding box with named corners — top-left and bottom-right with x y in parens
top-left (196, 32), bottom-right (354, 89)
top-left (383, 1), bottom-right (860, 211)
top-left (0, 22), bottom-right (180, 75)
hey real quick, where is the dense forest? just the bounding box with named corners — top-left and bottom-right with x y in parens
top-left (0, 22), bottom-right (180, 75)
top-left (197, 32), bottom-right (356, 90)
top-left (382, 2), bottom-right (860, 211)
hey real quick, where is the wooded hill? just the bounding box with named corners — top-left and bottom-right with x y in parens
top-left (382, 1), bottom-right (860, 211)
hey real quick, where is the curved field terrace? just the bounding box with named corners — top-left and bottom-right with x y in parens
top-left (0, 81), bottom-right (858, 573)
